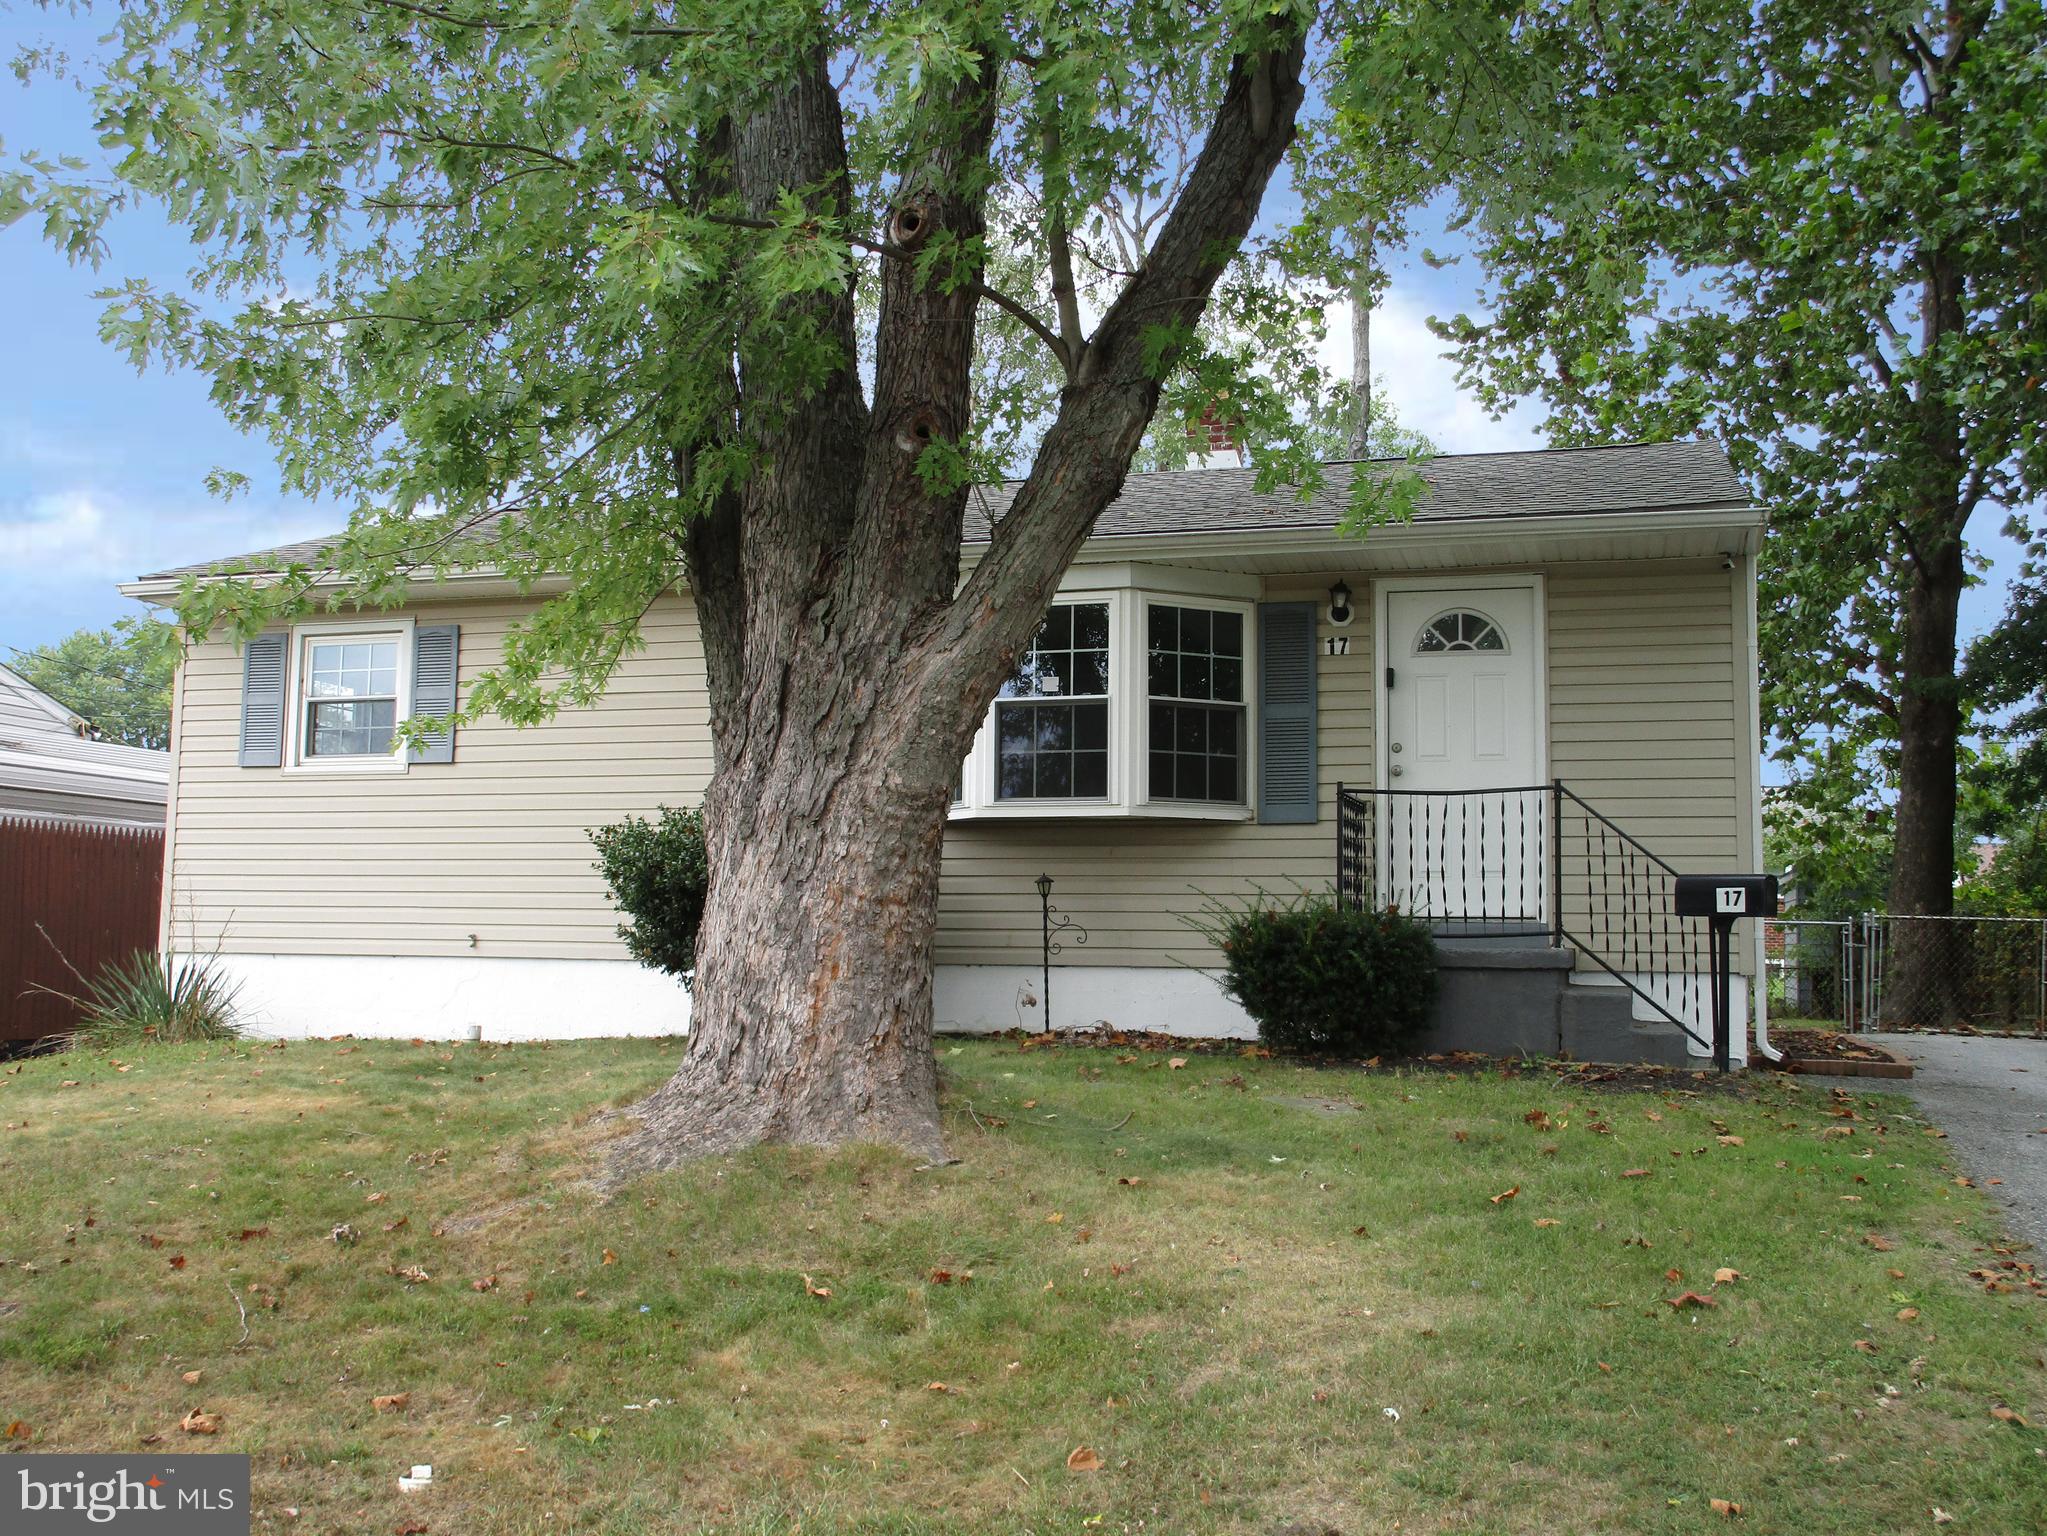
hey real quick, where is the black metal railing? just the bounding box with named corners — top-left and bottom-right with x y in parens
top-left (1335, 784), bottom-right (1551, 937)
top-left (1336, 781), bottom-right (1713, 1052)
top-left (1551, 783), bottom-right (1712, 1052)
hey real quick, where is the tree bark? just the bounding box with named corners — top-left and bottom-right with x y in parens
top-left (1881, 526), bottom-right (1967, 1024)
top-left (1879, 241), bottom-right (1972, 1027)
top-left (615, 28), bottom-right (1310, 1169)
top-left (1347, 220), bottom-right (1375, 457)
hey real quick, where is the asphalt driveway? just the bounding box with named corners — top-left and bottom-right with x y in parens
top-left (1810, 1031), bottom-right (2047, 1251)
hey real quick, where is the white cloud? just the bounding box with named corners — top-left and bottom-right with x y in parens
top-left (0, 489), bottom-right (130, 576)
top-left (1315, 289), bottom-right (1547, 456)
top-left (0, 485), bottom-right (331, 584)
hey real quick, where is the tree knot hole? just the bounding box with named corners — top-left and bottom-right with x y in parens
top-left (889, 201), bottom-right (934, 249)
top-left (895, 409), bottom-right (943, 455)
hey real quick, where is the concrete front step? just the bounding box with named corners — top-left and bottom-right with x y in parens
top-left (1417, 939), bottom-right (1697, 1066)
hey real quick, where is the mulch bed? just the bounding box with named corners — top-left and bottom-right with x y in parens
top-left (972, 1026), bottom-right (1759, 1096)
top-left (1766, 1027), bottom-right (1914, 1079)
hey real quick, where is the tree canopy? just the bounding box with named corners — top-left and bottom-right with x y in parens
top-left (1410, 0), bottom-right (2047, 922)
top-left (9, 616), bottom-right (177, 749)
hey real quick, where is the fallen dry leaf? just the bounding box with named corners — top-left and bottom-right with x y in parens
top-left (237, 1227), bottom-right (269, 1241)
top-left (802, 1273), bottom-right (832, 1300)
top-left (1621, 1169), bottom-right (1651, 1179)
top-left (1667, 1291), bottom-right (1719, 1310)
top-left (179, 1409), bottom-right (222, 1435)
top-left (1865, 1234), bottom-right (1897, 1252)
top-left (1490, 1185), bottom-right (1520, 1205)
top-left (1853, 1339), bottom-right (1878, 1354)
top-left (372, 1393), bottom-right (410, 1413)
top-left (1533, 1218), bottom-right (1559, 1228)
top-left (1991, 1406), bottom-right (2031, 1428)
top-left (1066, 1445), bottom-right (1103, 1473)
top-left (1717, 1135), bottom-right (1744, 1147)
top-left (470, 1275), bottom-right (497, 1293)
top-left (1710, 1498), bottom-right (1743, 1518)
top-left (5, 1421), bottom-right (29, 1441)
top-left (167, 1255), bottom-right (187, 1270)
top-left (1044, 1212), bottom-right (1064, 1224)
top-left (1897, 1307), bottom-right (1920, 1322)
top-left (1168, 1058), bottom-right (1188, 1070)
top-left (1932, 1509), bottom-right (1954, 1525)
top-left (924, 1382), bottom-right (951, 1393)
top-left (1714, 1268), bottom-right (1741, 1285)
top-left (180, 1370), bottom-right (202, 1386)
top-left (601, 1249), bottom-right (617, 1265)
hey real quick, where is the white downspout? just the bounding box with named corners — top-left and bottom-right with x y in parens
top-left (1738, 542), bottom-right (1781, 1063)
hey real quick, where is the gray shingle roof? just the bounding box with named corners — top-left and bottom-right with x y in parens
top-left (139, 440), bottom-right (1749, 581)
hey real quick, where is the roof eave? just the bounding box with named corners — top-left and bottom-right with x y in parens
top-left (121, 498), bottom-right (1763, 602)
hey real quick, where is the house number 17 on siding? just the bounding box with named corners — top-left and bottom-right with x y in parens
top-left (1324, 635), bottom-right (1351, 656)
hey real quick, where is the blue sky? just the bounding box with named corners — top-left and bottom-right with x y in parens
top-left (0, 6), bottom-right (2027, 670)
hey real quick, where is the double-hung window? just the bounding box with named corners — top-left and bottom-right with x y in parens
top-left (1146, 604), bottom-right (1246, 804)
top-left (995, 601), bottom-right (1111, 800)
top-left (301, 635), bottom-right (403, 759)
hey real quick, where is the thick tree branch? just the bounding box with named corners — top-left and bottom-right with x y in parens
top-left (926, 22), bottom-right (1311, 729)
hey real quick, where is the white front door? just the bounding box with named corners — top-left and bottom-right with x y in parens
top-left (1382, 583), bottom-right (1542, 926)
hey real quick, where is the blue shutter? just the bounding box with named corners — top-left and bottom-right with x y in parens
top-left (238, 632), bottom-right (287, 768)
top-left (1257, 601), bottom-right (1318, 824)
top-left (409, 624), bottom-right (460, 764)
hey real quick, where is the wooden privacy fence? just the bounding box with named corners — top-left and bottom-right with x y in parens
top-left (0, 815), bottom-right (164, 1043)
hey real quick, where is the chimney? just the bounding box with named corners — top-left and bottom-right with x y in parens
top-left (1186, 402), bottom-right (1245, 470)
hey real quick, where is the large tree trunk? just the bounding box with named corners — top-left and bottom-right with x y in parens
top-left (1881, 526), bottom-right (1967, 1025)
top-left (614, 27), bottom-right (1309, 1171)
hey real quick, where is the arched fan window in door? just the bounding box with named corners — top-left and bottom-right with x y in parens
top-left (1414, 609), bottom-right (1507, 654)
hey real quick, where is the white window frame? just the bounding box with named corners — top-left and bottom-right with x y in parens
top-left (950, 566), bottom-right (1258, 822)
top-left (1137, 594), bottom-right (1254, 812)
top-left (282, 617), bottom-right (415, 775)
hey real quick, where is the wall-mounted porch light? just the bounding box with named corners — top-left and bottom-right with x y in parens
top-left (1327, 578), bottom-right (1354, 627)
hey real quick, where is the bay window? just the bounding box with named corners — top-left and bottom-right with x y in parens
top-left (952, 571), bottom-right (1256, 820)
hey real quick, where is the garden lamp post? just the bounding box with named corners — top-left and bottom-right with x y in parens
top-left (1035, 872), bottom-right (1086, 1033)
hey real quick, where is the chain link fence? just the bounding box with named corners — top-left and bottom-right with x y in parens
top-left (1764, 915), bottom-right (2047, 1035)
top-left (1856, 914), bottom-right (2046, 1033)
top-left (1763, 919), bottom-right (1858, 1029)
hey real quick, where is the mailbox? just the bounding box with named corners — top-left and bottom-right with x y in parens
top-left (1673, 873), bottom-right (1779, 920)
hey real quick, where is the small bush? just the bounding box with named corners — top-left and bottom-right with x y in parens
top-left (590, 805), bottom-right (710, 984)
top-left (1196, 892), bottom-right (1438, 1056)
top-left (58, 951), bottom-right (244, 1049)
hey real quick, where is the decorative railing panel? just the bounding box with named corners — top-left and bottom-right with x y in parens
top-left (1336, 782), bottom-right (1714, 1053)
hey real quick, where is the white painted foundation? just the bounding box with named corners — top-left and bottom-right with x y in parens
top-left (189, 953), bottom-right (692, 1041)
top-left (192, 954), bottom-right (1256, 1043)
top-left (190, 954), bottom-right (1741, 1063)
top-left (934, 963), bottom-right (1256, 1040)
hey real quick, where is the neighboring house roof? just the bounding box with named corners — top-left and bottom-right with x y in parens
top-left (135, 440), bottom-right (1753, 582)
top-left (0, 663), bottom-right (169, 827)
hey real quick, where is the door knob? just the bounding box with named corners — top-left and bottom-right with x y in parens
top-left (1390, 765), bottom-right (1404, 778)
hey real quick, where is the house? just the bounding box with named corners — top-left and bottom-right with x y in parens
top-left (120, 440), bottom-right (1768, 1063)
top-left (0, 662), bottom-right (169, 826)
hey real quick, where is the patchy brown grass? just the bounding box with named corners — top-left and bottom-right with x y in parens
top-left (1, 1036), bottom-right (2044, 1534)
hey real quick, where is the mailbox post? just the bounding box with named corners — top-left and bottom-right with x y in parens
top-left (1673, 874), bottom-right (1780, 1072)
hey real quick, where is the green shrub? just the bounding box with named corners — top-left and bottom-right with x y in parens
top-left (56, 951), bottom-right (244, 1049)
top-left (590, 805), bottom-right (710, 984)
top-left (1196, 892), bottom-right (1438, 1056)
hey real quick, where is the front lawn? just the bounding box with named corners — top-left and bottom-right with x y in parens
top-left (1, 1036), bottom-right (2042, 1534)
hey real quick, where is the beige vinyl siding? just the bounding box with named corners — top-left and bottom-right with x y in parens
top-left (936, 559), bottom-right (1752, 975)
top-left (162, 558), bottom-right (1755, 976)
top-left (936, 580), bottom-right (1367, 970)
top-left (165, 594), bottom-right (709, 959)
